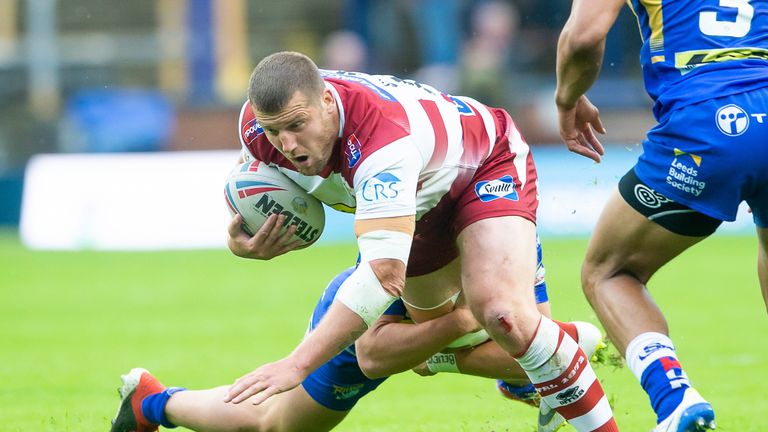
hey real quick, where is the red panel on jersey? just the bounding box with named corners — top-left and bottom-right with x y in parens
top-left (326, 78), bottom-right (411, 184)
top-left (419, 99), bottom-right (449, 173)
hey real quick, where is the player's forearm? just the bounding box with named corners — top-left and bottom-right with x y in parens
top-left (356, 313), bottom-right (470, 378)
top-left (555, 0), bottom-right (624, 109)
top-left (452, 340), bottom-right (528, 383)
top-left (555, 26), bottom-right (605, 109)
top-left (289, 301), bottom-right (368, 377)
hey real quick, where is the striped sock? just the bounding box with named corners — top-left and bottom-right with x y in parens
top-left (518, 316), bottom-right (618, 432)
top-left (626, 332), bottom-right (690, 423)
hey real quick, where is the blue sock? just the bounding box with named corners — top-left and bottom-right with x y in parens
top-left (497, 380), bottom-right (538, 401)
top-left (627, 333), bottom-right (690, 423)
top-left (141, 387), bottom-right (187, 428)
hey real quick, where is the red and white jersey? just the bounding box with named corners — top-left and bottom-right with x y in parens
top-left (238, 70), bottom-right (532, 223)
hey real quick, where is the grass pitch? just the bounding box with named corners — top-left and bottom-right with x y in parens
top-left (0, 233), bottom-right (765, 431)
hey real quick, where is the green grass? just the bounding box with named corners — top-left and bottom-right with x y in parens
top-left (1, 233), bottom-right (766, 431)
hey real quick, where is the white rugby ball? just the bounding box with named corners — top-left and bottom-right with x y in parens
top-left (224, 160), bottom-right (325, 247)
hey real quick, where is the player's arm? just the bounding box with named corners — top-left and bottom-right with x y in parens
top-left (225, 215), bottom-right (414, 405)
top-left (359, 297), bottom-right (550, 381)
top-left (286, 214), bottom-right (416, 367)
top-left (413, 339), bottom-right (529, 383)
top-left (555, 0), bottom-right (624, 162)
top-left (355, 298), bottom-right (480, 379)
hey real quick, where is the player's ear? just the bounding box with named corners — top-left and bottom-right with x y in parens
top-left (321, 89), bottom-right (335, 113)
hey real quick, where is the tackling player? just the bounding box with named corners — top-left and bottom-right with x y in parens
top-left (111, 262), bottom-right (605, 432)
top-left (555, 0), bottom-right (768, 430)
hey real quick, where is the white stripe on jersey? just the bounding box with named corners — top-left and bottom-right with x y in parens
top-left (458, 96), bottom-right (497, 159)
top-left (508, 124), bottom-right (530, 190)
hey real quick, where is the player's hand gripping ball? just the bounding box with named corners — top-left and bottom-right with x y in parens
top-left (224, 160), bottom-right (325, 247)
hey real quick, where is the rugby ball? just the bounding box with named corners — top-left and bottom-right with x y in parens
top-left (224, 160), bottom-right (325, 247)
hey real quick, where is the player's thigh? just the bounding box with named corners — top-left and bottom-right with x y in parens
top-left (262, 386), bottom-right (348, 432)
top-left (584, 188), bottom-right (708, 286)
top-left (456, 215), bottom-right (538, 309)
top-left (402, 258), bottom-right (462, 322)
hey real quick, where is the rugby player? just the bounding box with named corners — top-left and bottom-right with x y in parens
top-left (215, 52), bottom-right (617, 431)
top-left (555, 0), bottom-right (768, 430)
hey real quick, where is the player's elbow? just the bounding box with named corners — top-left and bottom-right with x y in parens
top-left (559, 25), bottom-right (606, 58)
top-left (356, 346), bottom-right (389, 379)
top-left (357, 356), bottom-right (389, 379)
top-left (369, 258), bottom-right (406, 297)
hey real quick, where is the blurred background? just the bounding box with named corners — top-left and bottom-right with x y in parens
top-left (4, 0), bottom-right (743, 245)
top-left (2, 4), bottom-right (766, 430)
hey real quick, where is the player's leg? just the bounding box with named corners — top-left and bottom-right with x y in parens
top-left (457, 216), bottom-right (539, 351)
top-left (110, 368), bottom-right (348, 432)
top-left (581, 189), bottom-right (708, 352)
top-left (458, 216), bottom-right (617, 431)
top-left (757, 227), bottom-right (768, 313)
top-left (401, 258), bottom-right (462, 323)
top-left (583, 174), bottom-right (721, 431)
top-left (165, 384), bottom-right (347, 432)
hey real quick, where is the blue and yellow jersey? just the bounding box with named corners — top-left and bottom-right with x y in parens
top-left (627, 0), bottom-right (768, 119)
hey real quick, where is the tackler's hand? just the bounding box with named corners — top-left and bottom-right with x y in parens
top-left (224, 357), bottom-right (306, 405)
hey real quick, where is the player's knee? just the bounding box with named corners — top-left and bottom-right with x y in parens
top-left (356, 353), bottom-right (386, 379)
top-left (580, 260), bottom-right (601, 301)
top-left (474, 299), bottom-right (536, 343)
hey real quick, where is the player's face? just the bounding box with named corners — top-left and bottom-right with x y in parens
top-left (255, 89), bottom-right (338, 176)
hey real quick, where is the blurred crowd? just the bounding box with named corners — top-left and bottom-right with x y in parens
top-left (0, 0), bottom-right (645, 179)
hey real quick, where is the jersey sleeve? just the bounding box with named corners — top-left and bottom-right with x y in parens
top-left (238, 100), bottom-right (258, 162)
top-left (352, 137), bottom-right (423, 220)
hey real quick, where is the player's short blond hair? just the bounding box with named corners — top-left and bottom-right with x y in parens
top-left (248, 51), bottom-right (325, 114)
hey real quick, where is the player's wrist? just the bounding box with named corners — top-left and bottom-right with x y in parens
top-left (425, 352), bottom-right (460, 374)
top-left (554, 91), bottom-right (578, 110)
top-left (286, 354), bottom-right (313, 380)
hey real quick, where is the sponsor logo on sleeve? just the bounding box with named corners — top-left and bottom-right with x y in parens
top-left (345, 134), bottom-right (362, 168)
top-left (361, 172), bottom-right (401, 202)
top-left (474, 175), bottom-right (519, 202)
top-left (242, 119), bottom-right (264, 145)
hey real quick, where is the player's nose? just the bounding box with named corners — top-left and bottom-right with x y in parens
top-left (278, 132), bottom-right (298, 154)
